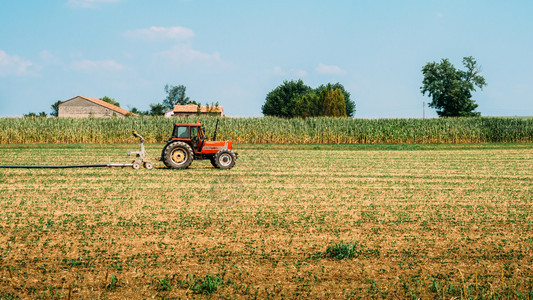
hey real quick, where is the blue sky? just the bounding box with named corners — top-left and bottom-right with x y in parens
top-left (1, 0), bottom-right (532, 118)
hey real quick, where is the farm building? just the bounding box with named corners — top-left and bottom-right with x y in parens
top-left (165, 104), bottom-right (224, 117)
top-left (58, 96), bottom-right (136, 118)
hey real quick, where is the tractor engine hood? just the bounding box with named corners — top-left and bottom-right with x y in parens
top-left (201, 140), bottom-right (233, 154)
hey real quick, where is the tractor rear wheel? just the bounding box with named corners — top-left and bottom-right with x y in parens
top-left (214, 149), bottom-right (237, 169)
top-left (162, 142), bottom-right (194, 169)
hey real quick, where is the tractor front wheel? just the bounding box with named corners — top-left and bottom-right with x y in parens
top-left (214, 149), bottom-right (237, 169)
top-left (162, 142), bottom-right (194, 169)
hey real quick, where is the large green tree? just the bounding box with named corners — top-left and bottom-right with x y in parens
top-left (163, 84), bottom-right (190, 110)
top-left (421, 56), bottom-right (487, 117)
top-left (323, 88), bottom-right (346, 117)
top-left (262, 80), bottom-right (312, 118)
top-left (293, 93), bottom-right (322, 118)
top-left (294, 88), bottom-right (346, 117)
top-left (315, 83), bottom-right (355, 117)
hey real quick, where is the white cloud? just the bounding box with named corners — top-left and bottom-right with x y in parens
top-left (156, 43), bottom-right (229, 67)
top-left (270, 66), bottom-right (307, 77)
top-left (0, 50), bottom-right (34, 76)
top-left (295, 70), bottom-right (308, 77)
top-left (71, 59), bottom-right (125, 72)
top-left (315, 63), bottom-right (347, 75)
top-left (67, 0), bottom-right (121, 8)
top-left (39, 50), bottom-right (60, 65)
top-left (126, 26), bottom-right (194, 41)
top-left (272, 66), bottom-right (286, 76)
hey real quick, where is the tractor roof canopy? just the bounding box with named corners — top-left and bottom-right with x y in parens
top-left (174, 123), bottom-right (203, 127)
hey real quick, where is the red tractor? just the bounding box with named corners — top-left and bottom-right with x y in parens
top-left (160, 121), bottom-right (238, 169)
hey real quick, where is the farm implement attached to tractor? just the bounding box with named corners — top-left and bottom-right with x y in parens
top-left (0, 131), bottom-right (153, 169)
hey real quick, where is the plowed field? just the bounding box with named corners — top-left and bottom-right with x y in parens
top-left (0, 144), bottom-right (532, 298)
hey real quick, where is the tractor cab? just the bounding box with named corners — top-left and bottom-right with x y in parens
top-left (171, 123), bottom-right (205, 153)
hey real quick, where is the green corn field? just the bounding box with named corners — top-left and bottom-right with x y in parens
top-left (0, 116), bottom-right (531, 144)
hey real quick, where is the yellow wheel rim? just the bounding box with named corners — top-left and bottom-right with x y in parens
top-left (171, 149), bottom-right (186, 163)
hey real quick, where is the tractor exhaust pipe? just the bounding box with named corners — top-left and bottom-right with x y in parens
top-left (213, 119), bottom-right (219, 141)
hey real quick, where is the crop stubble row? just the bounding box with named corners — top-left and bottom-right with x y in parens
top-left (0, 146), bottom-right (531, 298)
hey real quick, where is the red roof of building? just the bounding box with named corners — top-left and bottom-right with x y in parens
top-left (173, 104), bottom-right (223, 114)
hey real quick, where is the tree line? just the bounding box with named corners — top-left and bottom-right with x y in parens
top-left (28, 56), bottom-right (486, 118)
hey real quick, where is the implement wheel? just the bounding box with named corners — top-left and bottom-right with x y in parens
top-left (214, 149), bottom-right (237, 170)
top-left (162, 142), bottom-right (194, 169)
